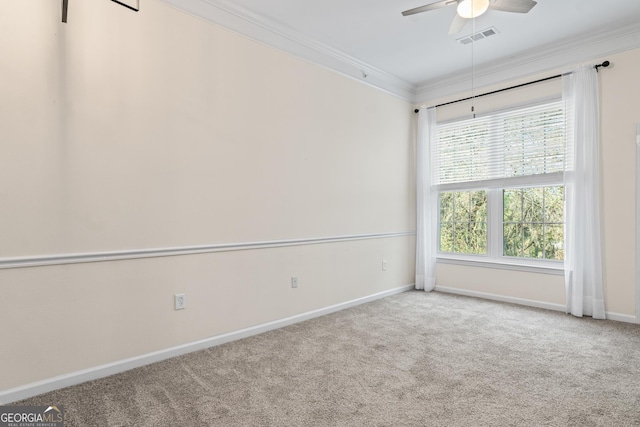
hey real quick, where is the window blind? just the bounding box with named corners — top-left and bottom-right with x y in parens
top-left (435, 101), bottom-right (566, 189)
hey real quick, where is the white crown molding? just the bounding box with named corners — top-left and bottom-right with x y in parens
top-left (156, 0), bottom-right (640, 105)
top-left (157, 0), bottom-right (416, 101)
top-left (415, 20), bottom-right (640, 104)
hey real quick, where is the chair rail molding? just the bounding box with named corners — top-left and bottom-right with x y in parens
top-left (0, 231), bottom-right (416, 269)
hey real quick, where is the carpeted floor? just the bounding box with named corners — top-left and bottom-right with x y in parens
top-left (14, 291), bottom-right (640, 426)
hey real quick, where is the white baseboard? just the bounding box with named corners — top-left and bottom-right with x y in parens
top-left (0, 284), bottom-right (414, 404)
top-left (435, 285), bottom-right (638, 323)
top-left (604, 311), bottom-right (638, 324)
top-left (434, 285), bottom-right (566, 312)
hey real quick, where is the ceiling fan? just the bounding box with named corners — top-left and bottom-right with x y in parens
top-left (402, 0), bottom-right (537, 35)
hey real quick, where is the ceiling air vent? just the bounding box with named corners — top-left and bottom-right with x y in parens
top-left (457, 27), bottom-right (499, 45)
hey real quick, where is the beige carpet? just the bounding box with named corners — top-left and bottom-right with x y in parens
top-left (14, 291), bottom-right (640, 426)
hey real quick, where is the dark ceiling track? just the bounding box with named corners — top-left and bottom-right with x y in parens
top-left (62, 0), bottom-right (139, 23)
top-left (414, 60), bottom-right (611, 113)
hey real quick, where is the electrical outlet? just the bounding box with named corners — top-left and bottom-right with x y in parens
top-left (382, 260), bottom-right (388, 271)
top-left (174, 293), bottom-right (186, 310)
top-left (291, 277), bottom-right (298, 288)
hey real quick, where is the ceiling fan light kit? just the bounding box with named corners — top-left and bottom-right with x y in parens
top-left (457, 0), bottom-right (490, 19)
top-left (402, 0), bottom-right (537, 34)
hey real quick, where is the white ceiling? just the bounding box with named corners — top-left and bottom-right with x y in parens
top-left (162, 0), bottom-right (640, 102)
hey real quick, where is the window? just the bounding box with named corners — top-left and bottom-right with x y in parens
top-left (434, 101), bottom-right (565, 267)
top-left (503, 186), bottom-right (564, 260)
top-left (439, 191), bottom-right (487, 255)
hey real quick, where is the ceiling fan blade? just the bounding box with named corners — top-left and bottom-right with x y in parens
top-left (489, 0), bottom-right (537, 13)
top-left (448, 13), bottom-right (467, 34)
top-left (402, 0), bottom-right (451, 17)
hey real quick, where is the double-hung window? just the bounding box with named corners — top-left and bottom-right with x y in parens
top-left (434, 100), bottom-right (566, 268)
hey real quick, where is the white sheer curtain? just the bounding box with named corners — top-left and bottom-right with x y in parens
top-left (415, 106), bottom-right (437, 291)
top-left (563, 65), bottom-right (606, 319)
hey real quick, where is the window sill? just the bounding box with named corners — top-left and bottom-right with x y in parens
top-left (436, 255), bottom-right (564, 276)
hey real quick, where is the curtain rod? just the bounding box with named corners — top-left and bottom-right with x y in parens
top-left (414, 60), bottom-right (610, 113)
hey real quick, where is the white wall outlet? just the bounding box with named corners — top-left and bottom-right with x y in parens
top-left (382, 260), bottom-right (388, 271)
top-left (174, 293), bottom-right (186, 310)
top-left (291, 277), bottom-right (298, 288)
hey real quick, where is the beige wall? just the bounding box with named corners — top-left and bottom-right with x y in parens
top-left (599, 49), bottom-right (640, 316)
top-left (0, 0), bottom-right (415, 391)
top-left (424, 48), bottom-right (640, 319)
top-left (3, 0), bottom-right (636, 396)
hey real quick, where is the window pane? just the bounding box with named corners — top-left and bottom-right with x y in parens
top-left (470, 222), bottom-right (487, 254)
top-left (544, 224), bottom-right (564, 260)
top-left (522, 187), bottom-right (544, 223)
top-left (454, 223), bottom-right (470, 253)
top-left (503, 189), bottom-right (521, 222)
top-left (439, 190), bottom-right (487, 255)
top-left (501, 105), bottom-right (565, 179)
top-left (440, 222), bottom-right (454, 253)
top-left (544, 186), bottom-right (564, 223)
top-left (523, 225), bottom-right (544, 259)
top-left (471, 191), bottom-right (487, 223)
top-left (437, 120), bottom-right (490, 185)
top-left (440, 192), bottom-right (453, 222)
top-left (503, 223), bottom-right (522, 257)
top-left (453, 192), bottom-right (470, 223)
top-left (502, 186), bottom-right (565, 261)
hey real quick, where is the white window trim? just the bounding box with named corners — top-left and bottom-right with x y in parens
top-left (436, 171), bottom-right (564, 193)
top-left (436, 255), bottom-right (564, 276)
top-left (434, 99), bottom-right (567, 274)
top-left (436, 180), bottom-right (565, 273)
top-left (435, 136), bottom-right (565, 273)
